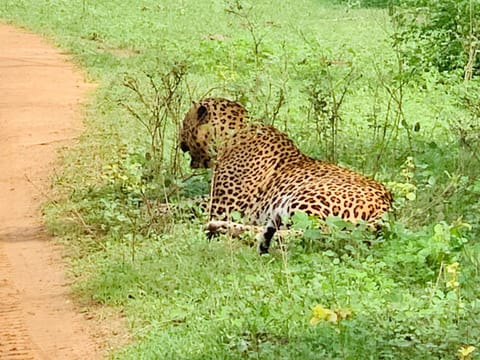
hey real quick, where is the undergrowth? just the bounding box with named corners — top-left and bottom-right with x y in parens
top-left (1, 0), bottom-right (479, 358)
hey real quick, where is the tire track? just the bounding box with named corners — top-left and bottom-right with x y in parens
top-left (0, 248), bottom-right (36, 360)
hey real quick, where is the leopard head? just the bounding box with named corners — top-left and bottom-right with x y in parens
top-left (179, 98), bottom-right (247, 168)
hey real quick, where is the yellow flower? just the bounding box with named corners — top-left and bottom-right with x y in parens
top-left (310, 305), bottom-right (337, 325)
top-left (447, 262), bottom-right (459, 274)
top-left (458, 345), bottom-right (475, 359)
top-left (310, 305), bottom-right (352, 326)
top-left (445, 262), bottom-right (461, 290)
top-left (447, 280), bottom-right (460, 289)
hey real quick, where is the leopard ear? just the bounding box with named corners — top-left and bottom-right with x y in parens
top-left (197, 105), bottom-right (208, 124)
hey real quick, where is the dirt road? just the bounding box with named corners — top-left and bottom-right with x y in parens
top-left (0, 24), bottom-right (102, 359)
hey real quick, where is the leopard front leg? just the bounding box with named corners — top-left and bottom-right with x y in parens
top-left (206, 220), bottom-right (262, 238)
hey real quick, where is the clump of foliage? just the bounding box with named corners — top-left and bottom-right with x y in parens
top-left (298, 38), bottom-right (356, 162)
top-left (119, 62), bottom-right (190, 201)
top-left (391, 0), bottom-right (479, 80)
top-left (121, 63), bottom-right (188, 174)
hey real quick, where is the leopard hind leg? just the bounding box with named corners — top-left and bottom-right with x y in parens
top-left (257, 216), bottom-right (282, 255)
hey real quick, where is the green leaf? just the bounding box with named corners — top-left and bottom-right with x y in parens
top-left (406, 192), bottom-right (416, 201)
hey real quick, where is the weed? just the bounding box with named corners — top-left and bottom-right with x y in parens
top-left (120, 62), bottom-right (189, 180)
top-left (299, 36), bottom-right (356, 162)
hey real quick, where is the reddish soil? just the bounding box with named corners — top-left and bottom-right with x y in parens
top-left (0, 24), bottom-right (104, 359)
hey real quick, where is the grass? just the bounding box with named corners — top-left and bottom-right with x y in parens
top-left (1, 0), bottom-right (480, 359)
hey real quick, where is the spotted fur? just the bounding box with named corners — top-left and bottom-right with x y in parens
top-left (180, 98), bottom-right (392, 254)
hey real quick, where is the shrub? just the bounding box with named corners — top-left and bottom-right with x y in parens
top-left (390, 0), bottom-right (480, 80)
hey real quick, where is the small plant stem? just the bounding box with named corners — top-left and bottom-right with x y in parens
top-left (280, 239), bottom-right (291, 294)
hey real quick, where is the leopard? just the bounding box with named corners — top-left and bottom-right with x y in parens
top-left (179, 97), bottom-right (393, 254)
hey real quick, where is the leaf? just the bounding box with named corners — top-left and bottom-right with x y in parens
top-left (292, 211), bottom-right (311, 230)
top-left (406, 192), bottom-right (416, 201)
top-left (303, 229), bottom-right (322, 241)
top-left (231, 211), bottom-right (242, 222)
top-left (324, 250), bottom-right (337, 257)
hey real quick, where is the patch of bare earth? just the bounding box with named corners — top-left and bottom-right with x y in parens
top-left (0, 24), bottom-right (123, 359)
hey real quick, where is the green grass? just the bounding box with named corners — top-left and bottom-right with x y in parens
top-left (2, 0), bottom-right (480, 359)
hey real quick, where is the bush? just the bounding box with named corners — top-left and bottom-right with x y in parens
top-left (391, 0), bottom-right (480, 80)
